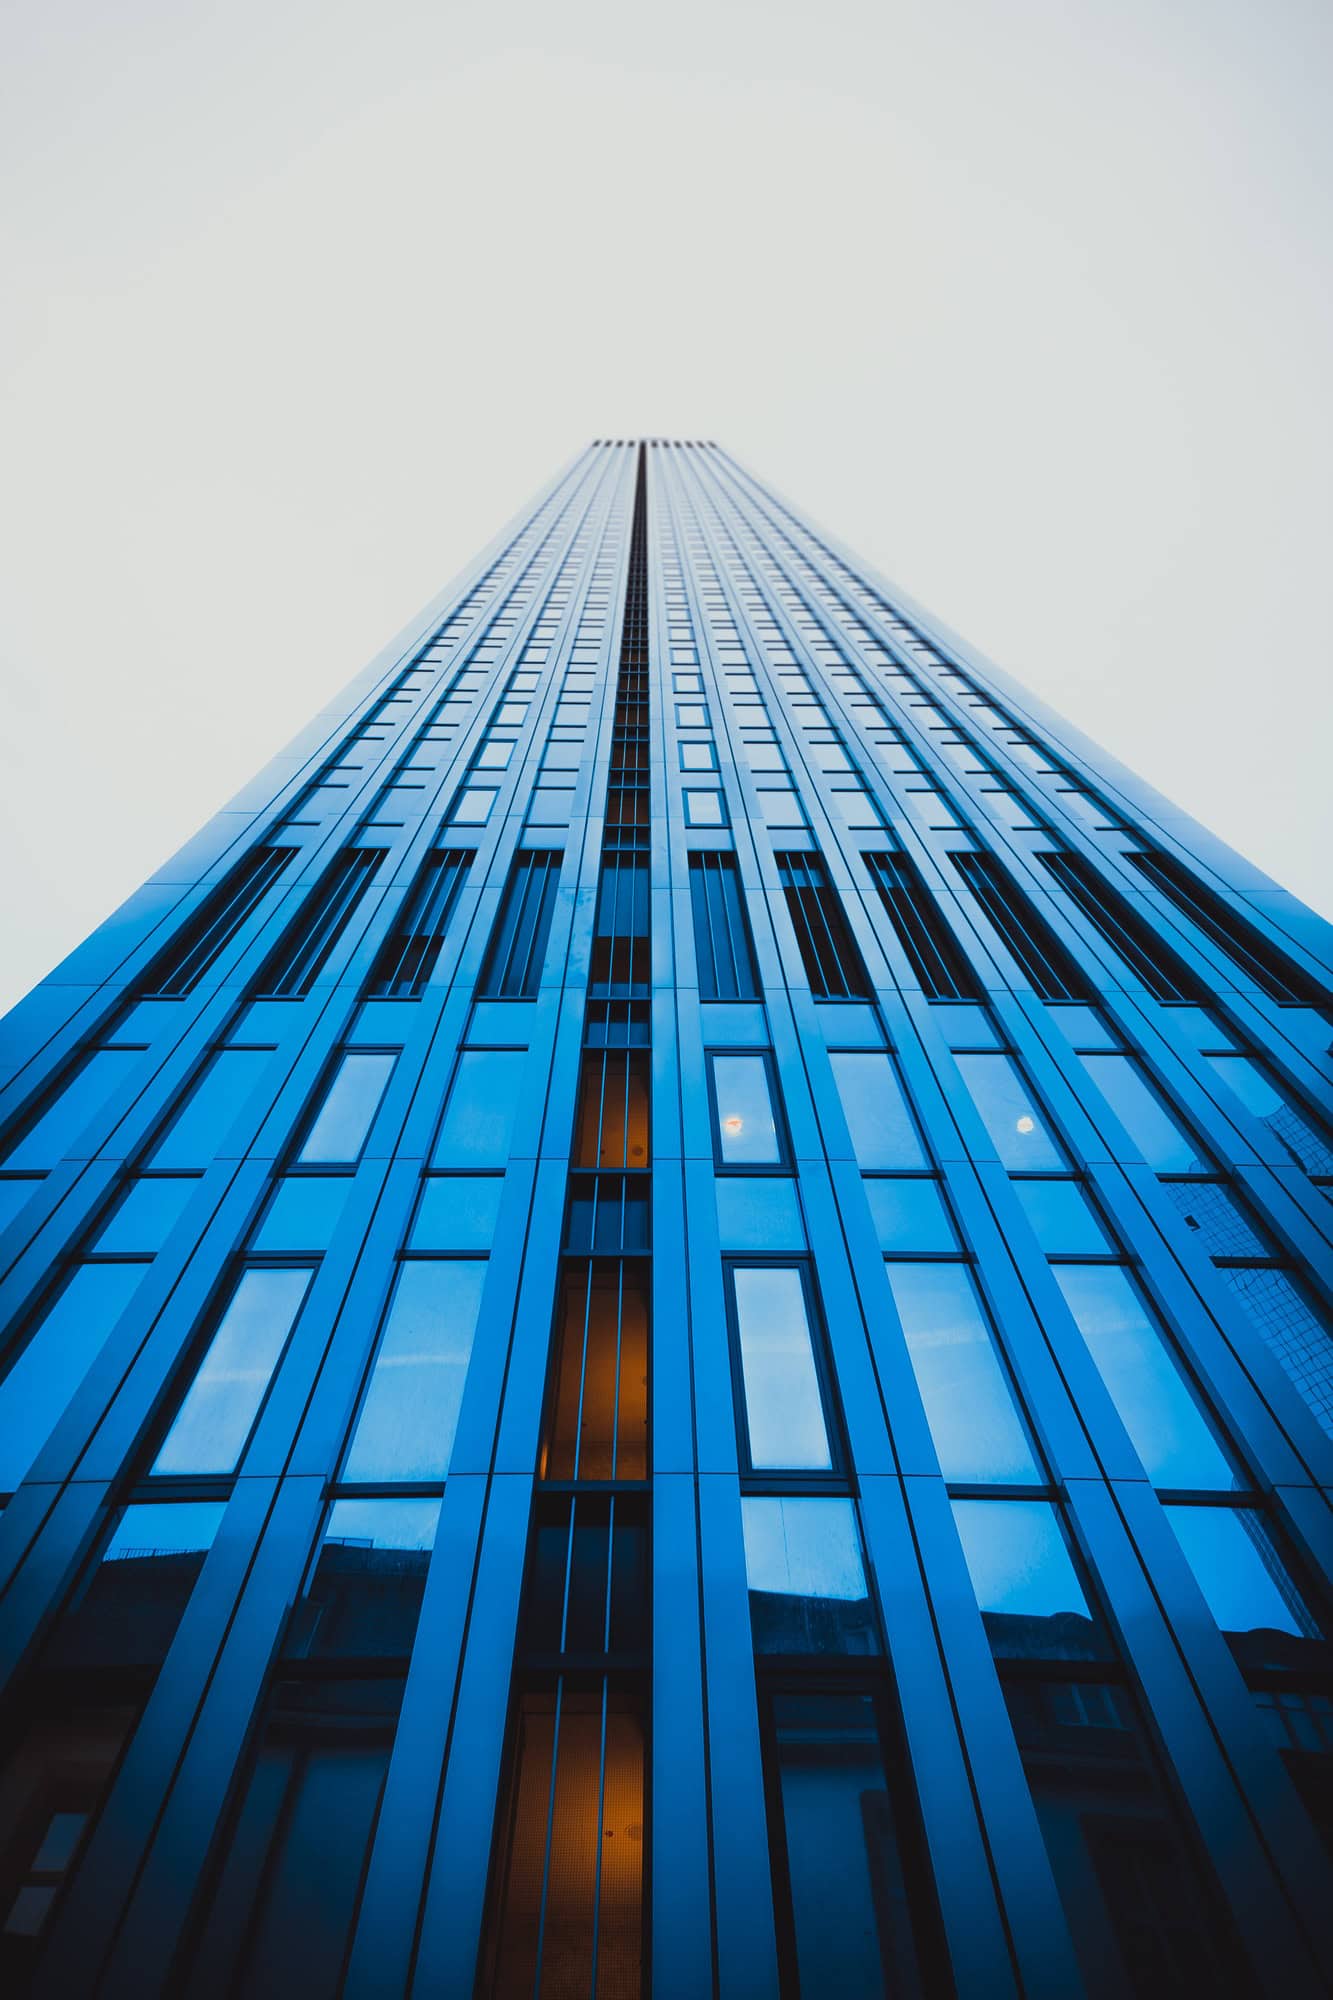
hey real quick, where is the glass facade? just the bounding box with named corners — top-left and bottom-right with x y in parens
top-left (0, 441), bottom-right (1330, 1998)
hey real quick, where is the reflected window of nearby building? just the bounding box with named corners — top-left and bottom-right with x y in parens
top-left (741, 1497), bottom-right (878, 1655)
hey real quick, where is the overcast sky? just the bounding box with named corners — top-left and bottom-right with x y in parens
top-left (2, 0), bottom-right (1330, 1018)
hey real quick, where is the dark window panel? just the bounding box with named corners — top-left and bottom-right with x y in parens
top-left (364, 848), bottom-right (472, 998)
top-left (866, 849), bottom-right (983, 1001)
top-left (479, 851), bottom-right (563, 1000)
top-left (252, 847), bottom-right (385, 998)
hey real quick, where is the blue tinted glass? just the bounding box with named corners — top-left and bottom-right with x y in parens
top-left (864, 1177), bottom-right (956, 1251)
top-left (0, 1179), bottom-right (41, 1235)
top-left (409, 1177), bottom-right (504, 1252)
top-left (1164, 1506), bottom-right (1325, 1676)
top-left (954, 1053), bottom-right (1067, 1170)
top-left (933, 1005), bottom-right (1001, 1050)
top-left (711, 1055), bottom-right (781, 1165)
top-left (0, 1263), bottom-right (146, 1491)
top-left (773, 1692), bottom-right (925, 1998)
top-left (1204, 1054), bottom-right (1333, 1175)
top-left (3, 1049), bottom-right (144, 1170)
top-left (104, 1500), bottom-right (227, 1559)
top-left (742, 1496), bottom-right (880, 1655)
top-left (888, 1263), bottom-right (1041, 1482)
top-left (93, 1177), bottom-right (198, 1254)
top-left (1053, 1265), bottom-right (1237, 1489)
top-left (828, 1052), bottom-right (929, 1169)
top-left (297, 1052), bottom-right (396, 1165)
top-left (952, 1498), bottom-right (1109, 1660)
top-left (452, 786), bottom-right (497, 824)
top-left (715, 1177), bottom-right (805, 1252)
top-left (151, 1050), bottom-right (274, 1169)
top-left (342, 1260), bottom-right (487, 1481)
top-left (1012, 1179), bottom-right (1111, 1255)
top-left (251, 1177), bottom-right (350, 1253)
top-left (1077, 1054), bottom-right (1210, 1172)
top-left (684, 790), bottom-right (725, 827)
top-left (732, 1268), bottom-right (831, 1469)
top-left (1046, 1006), bottom-right (1119, 1050)
top-left (153, 1267), bottom-right (312, 1474)
top-left (432, 1052), bottom-right (525, 1168)
top-left (322, 1496), bottom-right (440, 1551)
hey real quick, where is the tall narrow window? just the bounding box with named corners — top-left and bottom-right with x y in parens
top-left (137, 845), bottom-right (295, 997)
top-left (295, 1050), bottom-right (396, 1166)
top-left (864, 850), bottom-right (981, 1001)
top-left (572, 1052), bottom-right (650, 1170)
top-left (1129, 850), bottom-right (1328, 1007)
top-left (364, 847), bottom-right (472, 998)
top-left (252, 847), bottom-right (385, 998)
top-left (432, 1050), bottom-right (526, 1168)
top-left (1039, 852), bottom-right (1200, 1003)
top-left (152, 1267), bottom-right (313, 1476)
top-left (828, 1052), bottom-right (930, 1170)
top-left (776, 852), bottom-right (873, 999)
top-left (342, 1260), bottom-right (486, 1482)
top-left (728, 1265), bottom-right (835, 1471)
top-left (708, 1053), bottom-right (784, 1165)
top-left (886, 1263), bottom-right (1041, 1483)
top-left (951, 851), bottom-right (1090, 1001)
top-left (479, 850), bottom-right (562, 999)
top-left (689, 853), bottom-right (759, 1001)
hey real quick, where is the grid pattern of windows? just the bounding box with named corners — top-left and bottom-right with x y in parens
top-left (1, 440), bottom-right (1331, 2000)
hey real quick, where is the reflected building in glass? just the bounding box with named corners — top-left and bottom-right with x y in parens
top-left (0, 440), bottom-right (1331, 1998)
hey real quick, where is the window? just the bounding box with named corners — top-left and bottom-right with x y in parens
top-left (828, 1052), bottom-right (930, 1169)
top-left (479, 850), bottom-right (562, 999)
top-left (679, 741), bottom-right (716, 770)
top-left (137, 845), bottom-right (294, 997)
top-left (1202, 1054), bottom-right (1333, 1175)
top-left (684, 787), bottom-right (726, 827)
top-left (543, 1263), bottom-right (649, 1480)
top-left (252, 847), bottom-right (384, 998)
top-left (864, 850), bottom-right (981, 1001)
top-left (708, 1053), bottom-right (783, 1165)
top-left (572, 1051), bottom-right (650, 1169)
top-left (953, 1051), bottom-right (1068, 1170)
top-left (864, 1177), bottom-right (956, 1251)
top-left (295, 1051), bottom-right (396, 1165)
top-left (886, 1263), bottom-right (1041, 1483)
top-left (1129, 850), bottom-right (1327, 1007)
top-left (741, 1497), bottom-right (877, 1653)
top-left (689, 853), bottom-right (760, 1001)
top-left (364, 848), bottom-right (471, 998)
top-left (1051, 1265), bottom-right (1237, 1489)
top-left (152, 1267), bottom-right (313, 1476)
top-left (2, 1048), bottom-right (145, 1172)
top-left (729, 1266), bottom-right (834, 1471)
top-left (1077, 1053), bottom-right (1211, 1172)
top-left (0, 1264), bottom-right (147, 1494)
top-left (148, 1048), bottom-right (274, 1169)
top-left (1012, 1178), bottom-right (1111, 1255)
top-left (761, 1689), bottom-right (938, 2000)
top-left (432, 1050), bottom-right (525, 1168)
top-left (250, 1177), bottom-right (350, 1252)
top-left (1040, 852), bottom-right (1200, 1003)
top-left (288, 1497), bottom-right (440, 1660)
top-left (951, 852), bottom-right (1089, 1001)
top-left (408, 1176), bottom-right (504, 1253)
top-left (91, 1176), bottom-right (198, 1253)
top-left (341, 1260), bottom-right (486, 1482)
top-left (776, 852), bottom-right (872, 999)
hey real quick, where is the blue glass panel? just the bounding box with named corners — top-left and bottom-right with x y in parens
top-left (1204, 1054), bottom-right (1333, 1175)
top-left (710, 1055), bottom-right (781, 1165)
top-left (1052, 1265), bottom-right (1237, 1489)
top-left (432, 1051), bottom-right (525, 1168)
top-left (1076, 1053), bottom-right (1210, 1172)
top-left (732, 1267), bottom-right (831, 1469)
top-left (954, 1053), bottom-right (1068, 1170)
top-left (150, 1050), bottom-right (275, 1169)
top-left (0, 1263), bottom-right (146, 1491)
top-left (250, 1177), bottom-right (350, 1253)
top-left (864, 1178), bottom-right (956, 1251)
top-left (297, 1052), bottom-right (396, 1165)
top-left (888, 1263), bottom-right (1041, 1482)
top-left (1045, 1006), bottom-right (1120, 1050)
top-left (3, 1049), bottom-right (144, 1170)
top-left (742, 1496), bottom-right (880, 1655)
top-left (1011, 1179), bottom-right (1111, 1255)
top-left (828, 1052), bottom-right (929, 1169)
top-left (342, 1260), bottom-right (487, 1481)
top-left (0, 1179), bottom-right (41, 1235)
top-left (933, 1005), bottom-right (1001, 1050)
top-left (409, 1177), bottom-right (504, 1252)
top-left (714, 1177), bottom-right (805, 1252)
top-left (1164, 1505), bottom-right (1327, 1673)
top-left (92, 1177), bottom-right (198, 1254)
top-left (104, 1500), bottom-right (227, 1558)
top-left (153, 1267), bottom-right (313, 1475)
top-left (952, 1498), bottom-right (1109, 1661)
top-left (286, 1497), bottom-right (441, 1660)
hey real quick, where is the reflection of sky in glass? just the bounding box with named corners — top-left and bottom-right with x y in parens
top-left (952, 1499), bottom-right (1091, 1621)
top-left (954, 1053), bottom-right (1067, 1170)
top-left (1077, 1054), bottom-right (1209, 1172)
top-left (1012, 1178), bottom-right (1110, 1255)
top-left (888, 1263), bottom-right (1040, 1482)
top-left (104, 1500), bottom-right (226, 1559)
top-left (742, 1497), bottom-right (867, 1602)
top-left (1163, 1506), bottom-right (1318, 1639)
top-left (153, 1267), bottom-right (312, 1474)
top-left (712, 1055), bottom-right (780, 1164)
top-left (829, 1053), bottom-right (929, 1169)
top-left (864, 1177), bottom-right (955, 1250)
top-left (323, 1496), bottom-right (440, 1553)
top-left (1053, 1265), bottom-right (1237, 1489)
top-left (733, 1268), bottom-right (831, 1469)
top-left (343, 1260), bottom-right (486, 1481)
top-left (94, 1176), bottom-right (197, 1253)
top-left (251, 1176), bottom-right (350, 1252)
top-left (298, 1051), bottom-right (395, 1164)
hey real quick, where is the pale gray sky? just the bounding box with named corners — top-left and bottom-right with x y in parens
top-left (2, 0), bottom-right (1330, 1016)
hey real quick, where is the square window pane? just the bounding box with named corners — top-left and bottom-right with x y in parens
top-left (715, 1176), bottom-right (805, 1252)
top-left (742, 1496), bottom-right (879, 1654)
top-left (297, 1052), bottom-right (396, 1165)
top-left (864, 1178), bottom-right (956, 1251)
top-left (451, 787), bottom-right (497, 825)
top-left (409, 1176), bottom-right (504, 1252)
top-left (251, 1177), bottom-right (350, 1253)
top-left (287, 1496), bottom-right (440, 1659)
top-left (710, 1055), bottom-right (781, 1165)
top-left (433, 1051), bottom-right (525, 1168)
top-left (1012, 1179), bottom-right (1111, 1255)
top-left (684, 789), bottom-right (726, 827)
top-left (92, 1177), bottom-right (197, 1254)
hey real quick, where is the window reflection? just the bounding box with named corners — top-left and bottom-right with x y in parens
top-left (731, 1268), bottom-right (832, 1471)
top-left (954, 1052), bottom-right (1068, 1170)
top-left (887, 1264), bottom-right (1041, 1483)
top-left (296, 1051), bottom-right (395, 1165)
top-left (864, 1177), bottom-right (956, 1251)
top-left (1163, 1506), bottom-right (1327, 1674)
top-left (828, 1052), bottom-right (929, 1169)
top-left (153, 1267), bottom-right (313, 1476)
top-left (432, 1051), bottom-right (525, 1168)
top-left (951, 1499), bottom-right (1110, 1662)
top-left (342, 1260), bottom-right (486, 1483)
top-left (709, 1054), bottom-right (782, 1165)
top-left (1012, 1179), bottom-right (1110, 1256)
top-left (1076, 1054), bottom-right (1210, 1173)
top-left (742, 1497), bottom-right (879, 1654)
top-left (285, 1497), bottom-right (439, 1660)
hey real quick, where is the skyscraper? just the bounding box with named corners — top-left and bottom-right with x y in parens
top-left (0, 437), bottom-right (1330, 1998)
